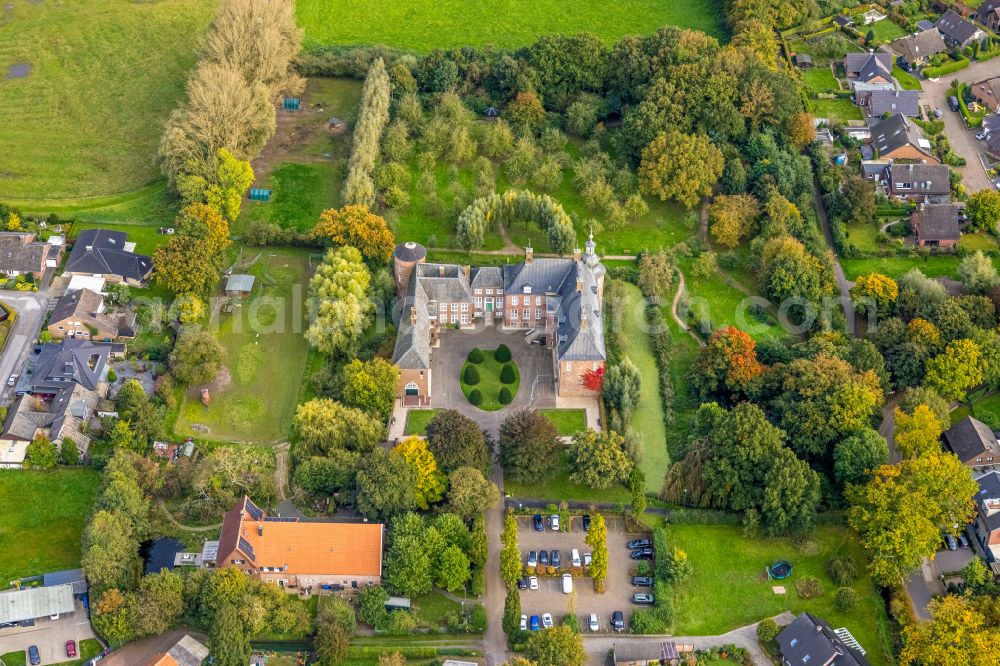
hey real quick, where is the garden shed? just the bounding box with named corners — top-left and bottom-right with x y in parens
top-left (224, 273), bottom-right (255, 298)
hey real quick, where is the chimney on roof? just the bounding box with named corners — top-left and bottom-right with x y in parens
top-left (576, 277), bottom-right (584, 292)
top-left (258, 524), bottom-right (263, 537)
top-left (463, 265), bottom-right (470, 280)
top-left (525, 246), bottom-right (533, 264)
top-left (410, 306), bottom-right (417, 325)
top-left (573, 247), bottom-right (581, 261)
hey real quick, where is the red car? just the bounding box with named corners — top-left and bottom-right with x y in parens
top-left (65, 640), bottom-right (76, 658)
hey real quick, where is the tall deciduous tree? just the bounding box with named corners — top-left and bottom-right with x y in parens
top-left (924, 338), bottom-right (984, 401)
top-left (355, 448), bottom-right (417, 520)
top-left (393, 436), bottom-right (446, 510)
top-left (708, 194), bottom-right (759, 248)
top-left (311, 205), bottom-right (396, 262)
top-left (638, 131), bottom-right (724, 208)
top-left (693, 326), bottom-right (763, 400)
top-left (900, 595), bottom-right (1000, 666)
top-left (305, 246), bottom-right (374, 357)
top-left (500, 513), bottom-right (521, 588)
top-left (894, 405), bottom-right (944, 459)
top-left (567, 429), bottom-right (634, 489)
top-left (833, 429), bottom-right (888, 488)
top-left (851, 273), bottom-right (898, 317)
top-left (339, 358), bottom-right (399, 421)
top-left (787, 111), bottom-right (816, 150)
top-left (446, 466), bottom-right (500, 521)
top-left (425, 409), bottom-right (490, 474)
top-left (958, 250), bottom-right (1000, 295)
top-left (168, 329), bottom-right (223, 386)
top-left (837, 175), bottom-right (877, 226)
top-left (523, 624), bottom-right (586, 666)
top-left (966, 188), bottom-right (1000, 233)
top-left (210, 603), bottom-right (250, 666)
top-left (499, 409), bottom-right (561, 483)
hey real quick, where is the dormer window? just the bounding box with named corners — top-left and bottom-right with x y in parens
top-left (524, 286), bottom-right (531, 294)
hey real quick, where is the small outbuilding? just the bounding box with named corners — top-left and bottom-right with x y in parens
top-left (833, 14), bottom-right (855, 28)
top-left (225, 273), bottom-right (255, 298)
top-left (42, 569), bottom-right (87, 596)
top-left (793, 53), bottom-right (814, 68)
top-left (0, 584), bottom-right (75, 624)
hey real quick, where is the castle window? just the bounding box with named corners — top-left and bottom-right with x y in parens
top-left (451, 303), bottom-right (458, 312)
top-left (511, 310), bottom-right (518, 320)
top-left (475, 288), bottom-right (482, 294)
top-left (461, 303), bottom-right (469, 312)
top-left (475, 297), bottom-right (482, 308)
top-left (439, 302), bottom-right (447, 311)
top-left (486, 289), bottom-right (493, 294)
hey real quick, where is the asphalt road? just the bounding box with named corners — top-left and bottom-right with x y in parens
top-left (0, 291), bottom-right (49, 400)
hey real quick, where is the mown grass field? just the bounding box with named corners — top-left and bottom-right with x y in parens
top-left (174, 247), bottom-right (312, 443)
top-left (810, 97), bottom-right (864, 123)
top-left (868, 19), bottom-right (907, 42)
top-left (667, 524), bottom-right (892, 666)
top-left (0, 469), bottom-right (101, 584)
top-left (296, 0), bottom-right (725, 52)
top-left (504, 452), bottom-right (632, 503)
top-left (801, 67), bottom-right (839, 95)
top-left (0, 0), bottom-right (216, 201)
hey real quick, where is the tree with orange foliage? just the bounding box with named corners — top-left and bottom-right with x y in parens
top-left (693, 326), bottom-right (763, 400)
top-left (311, 205), bottom-right (395, 262)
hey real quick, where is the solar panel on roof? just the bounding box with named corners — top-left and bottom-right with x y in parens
top-left (264, 516), bottom-right (300, 523)
top-left (238, 537), bottom-right (256, 561)
top-left (244, 499), bottom-right (264, 521)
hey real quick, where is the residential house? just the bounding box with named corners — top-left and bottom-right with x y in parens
top-left (861, 160), bottom-right (891, 187)
top-left (212, 496), bottom-right (384, 591)
top-left (973, 470), bottom-right (1000, 563)
top-left (984, 113), bottom-right (1000, 136)
top-left (978, 0), bottom-right (1000, 32)
top-left (885, 163), bottom-right (951, 200)
top-left (24, 339), bottom-right (118, 395)
top-left (858, 89), bottom-right (921, 120)
top-left (987, 129), bottom-right (1000, 158)
top-left (870, 114), bottom-right (938, 162)
top-left (944, 416), bottom-right (1000, 472)
top-left (891, 29), bottom-right (947, 68)
top-left (0, 384), bottom-right (99, 467)
top-left (844, 51), bottom-right (894, 83)
top-left (64, 228), bottom-right (153, 286)
top-left (911, 203), bottom-right (960, 248)
top-left (776, 613), bottom-right (869, 666)
top-left (392, 236), bottom-right (607, 403)
top-left (224, 273), bottom-right (255, 298)
top-left (833, 14), bottom-right (855, 28)
top-left (936, 9), bottom-right (986, 47)
top-left (0, 232), bottom-right (59, 279)
top-left (47, 288), bottom-right (136, 341)
top-left (144, 635), bottom-right (209, 666)
top-left (972, 77), bottom-right (1000, 113)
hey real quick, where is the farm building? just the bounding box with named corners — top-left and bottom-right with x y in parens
top-left (224, 274), bottom-right (255, 298)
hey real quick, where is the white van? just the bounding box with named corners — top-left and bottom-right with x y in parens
top-left (571, 548), bottom-right (581, 567)
top-left (562, 573), bottom-right (573, 594)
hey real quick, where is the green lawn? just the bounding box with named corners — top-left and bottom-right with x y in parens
top-left (843, 223), bottom-right (884, 252)
top-left (404, 409), bottom-right (439, 435)
top-left (538, 409), bottom-right (588, 436)
top-left (504, 453), bottom-right (632, 503)
top-left (68, 221), bottom-right (173, 256)
top-left (868, 19), bottom-right (907, 42)
top-left (460, 351), bottom-right (519, 411)
top-left (12, 182), bottom-right (180, 228)
top-left (0, 651), bottom-right (26, 666)
top-left (953, 391), bottom-right (1000, 429)
top-left (239, 162), bottom-right (340, 233)
top-left (893, 65), bottom-right (923, 91)
top-left (296, 0), bottom-right (724, 52)
top-left (840, 255), bottom-right (962, 280)
top-left (411, 590), bottom-right (464, 627)
top-left (668, 524), bottom-right (892, 666)
top-left (616, 282), bottom-right (670, 492)
top-left (0, 0), bottom-right (216, 200)
top-left (174, 247), bottom-right (313, 443)
top-left (960, 232), bottom-right (1000, 251)
top-left (801, 67), bottom-right (839, 95)
top-left (0, 469), bottom-right (101, 585)
top-left (810, 97), bottom-right (864, 123)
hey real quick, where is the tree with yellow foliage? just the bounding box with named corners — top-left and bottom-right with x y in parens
top-left (311, 205), bottom-right (395, 263)
top-left (894, 404), bottom-right (943, 459)
top-left (787, 111), bottom-right (816, 151)
top-left (393, 436), bottom-right (446, 510)
top-left (850, 272), bottom-right (898, 317)
top-left (708, 193), bottom-right (759, 248)
top-left (639, 131), bottom-right (724, 208)
top-left (901, 595), bottom-right (1000, 666)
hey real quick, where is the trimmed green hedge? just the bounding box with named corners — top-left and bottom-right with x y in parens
top-left (495, 344), bottom-right (511, 363)
top-left (500, 363), bottom-right (516, 384)
top-left (469, 388), bottom-right (483, 405)
top-left (499, 386), bottom-right (512, 404)
top-left (464, 365), bottom-right (480, 385)
top-left (467, 347), bottom-right (484, 363)
top-left (924, 57), bottom-right (969, 79)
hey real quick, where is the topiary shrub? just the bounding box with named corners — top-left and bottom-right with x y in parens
top-left (835, 586), bottom-right (859, 612)
top-left (495, 344), bottom-right (512, 362)
top-left (464, 364), bottom-right (481, 385)
top-left (795, 576), bottom-right (823, 599)
top-left (827, 556), bottom-right (857, 586)
top-left (468, 347), bottom-right (485, 363)
top-left (500, 363), bottom-right (516, 384)
top-left (499, 386), bottom-right (513, 404)
top-left (756, 617), bottom-right (779, 643)
top-left (469, 388), bottom-right (483, 405)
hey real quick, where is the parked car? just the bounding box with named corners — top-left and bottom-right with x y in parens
top-left (627, 538), bottom-right (652, 549)
top-left (630, 547), bottom-right (654, 560)
top-left (6, 374), bottom-right (16, 387)
top-left (958, 533), bottom-right (970, 548)
top-left (530, 615), bottom-right (540, 631)
top-left (611, 610), bottom-right (625, 632)
top-left (550, 514), bottom-right (560, 531)
top-left (533, 514), bottom-right (543, 531)
top-left (66, 641), bottom-right (77, 658)
top-left (571, 548), bottom-right (581, 567)
top-left (527, 551), bottom-right (537, 567)
top-left (632, 576), bottom-right (653, 587)
top-left (944, 534), bottom-right (958, 551)
top-left (935, 106), bottom-right (944, 118)
top-left (528, 576), bottom-right (539, 590)
top-left (520, 614), bottom-right (527, 631)
top-left (589, 613), bottom-right (600, 632)
top-left (49, 613), bottom-right (59, 621)
top-left (584, 552), bottom-right (592, 567)
top-left (632, 593), bottom-right (655, 605)
top-left (977, 131), bottom-right (987, 140)
top-left (948, 96), bottom-right (960, 112)
top-left (542, 613), bottom-right (554, 628)
top-left (518, 576), bottom-right (528, 590)
top-left (562, 573), bottom-right (573, 594)
top-left (539, 550), bottom-right (549, 566)
top-left (582, 514), bottom-right (591, 531)
top-left (551, 549), bottom-right (561, 567)
top-left (28, 646), bottom-right (40, 666)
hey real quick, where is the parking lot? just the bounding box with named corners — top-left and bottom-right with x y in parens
top-left (0, 600), bottom-right (96, 665)
top-left (516, 513), bottom-right (645, 634)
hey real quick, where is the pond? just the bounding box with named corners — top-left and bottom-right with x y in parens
top-left (140, 537), bottom-right (184, 575)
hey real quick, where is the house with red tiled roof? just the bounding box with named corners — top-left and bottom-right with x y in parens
top-left (211, 497), bottom-right (384, 592)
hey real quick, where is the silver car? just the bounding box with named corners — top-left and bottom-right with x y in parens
top-left (589, 613), bottom-right (599, 632)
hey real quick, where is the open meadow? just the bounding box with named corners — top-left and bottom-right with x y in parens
top-left (296, 0), bottom-right (724, 51)
top-left (0, 0), bottom-right (216, 201)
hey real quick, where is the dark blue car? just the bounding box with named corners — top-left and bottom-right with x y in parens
top-left (530, 615), bottom-right (540, 631)
top-left (533, 514), bottom-right (543, 531)
top-left (28, 645), bottom-right (40, 666)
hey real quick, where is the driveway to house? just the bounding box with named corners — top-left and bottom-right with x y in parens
top-left (0, 600), bottom-right (95, 665)
top-left (0, 290), bottom-right (50, 401)
top-left (431, 325), bottom-right (556, 437)
top-left (920, 59), bottom-right (999, 194)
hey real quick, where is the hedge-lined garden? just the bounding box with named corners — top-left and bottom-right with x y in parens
top-left (461, 346), bottom-right (520, 410)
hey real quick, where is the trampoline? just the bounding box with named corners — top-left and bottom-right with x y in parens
top-left (769, 560), bottom-right (793, 579)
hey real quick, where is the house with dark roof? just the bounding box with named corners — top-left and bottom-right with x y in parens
top-left (25, 339), bottom-right (116, 395)
top-left (978, 0), bottom-right (1000, 32)
top-left (844, 52), bottom-right (894, 84)
top-left (916, 19), bottom-right (936, 31)
top-left (833, 14), bottom-right (855, 28)
top-left (911, 203), bottom-right (960, 248)
top-left (972, 78), bottom-right (1000, 113)
top-left (885, 163), bottom-right (951, 201)
top-left (944, 416), bottom-right (1000, 471)
top-left (972, 471), bottom-right (1000, 563)
top-left (870, 114), bottom-right (938, 163)
top-left (858, 89), bottom-right (921, 120)
top-left (0, 384), bottom-right (100, 468)
top-left (988, 129), bottom-right (1000, 158)
top-left (47, 288), bottom-right (135, 341)
top-left (0, 232), bottom-right (59, 279)
top-left (891, 29), bottom-right (947, 68)
top-left (936, 9), bottom-right (985, 47)
top-left (213, 496), bottom-right (384, 591)
top-left (777, 613), bottom-right (869, 666)
top-left (391, 237), bottom-right (606, 404)
top-left (64, 229), bottom-right (153, 286)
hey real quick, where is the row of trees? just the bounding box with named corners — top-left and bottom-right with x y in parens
top-left (456, 190), bottom-right (575, 254)
top-left (343, 58), bottom-right (391, 208)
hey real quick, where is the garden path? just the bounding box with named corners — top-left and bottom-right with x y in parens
top-left (671, 269), bottom-right (704, 347)
top-left (812, 179), bottom-right (857, 336)
top-left (155, 499), bottom-right (222, 532)
top-left (274, 441), bottom-right (290, 501)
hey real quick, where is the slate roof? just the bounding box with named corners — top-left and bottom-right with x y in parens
top-left (844, 52), bottom-right (893, 81)
top-left (29, 339), bottom-right (112, 392)
top-left (870, 114), bottom-right (932, 158)
top-left (863, 89), bottom-right (921, 117)
top-left (912, 203), bottom-right (960, 242)
top-left (50, 288), bottom-right (105, 326)
top-left (916, 19), bottom-right (936, 31)
top-left (891, 28), bottom-right (946, 63)
top-left (393, 241), bottom-right (427, 263)
top-left (470, 266), bottom-right (503, 289)
top-left (392, 273), bottom-right (432, 370)
top-left (833, 14), bottom-right (854, 27)
top-left (976, 471), bottom-right (1000, 535)
top-left (988, 131), bottom-right (1000, 157)
top-left (1, 384), bottom-right (98, 454)
top-left (777, 613), bottom-right (869, 666)
top-left (65, 229), bottom-right (152, 282)
top-left (944, 416), bottom-right (1000, 463)
top-left (0, 232), bottom-right (50, 274)
top-left (887, 163), bottom-right (951, 195)
top-left (985, 114), bottom-right (1000, 135)
top-left (936, 9), bottom-right (982, 44)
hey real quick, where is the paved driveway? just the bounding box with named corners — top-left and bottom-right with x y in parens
top-left (431, 325), bottom-right (556, 436)
top-left (0, 600), bottom-right (95, 665)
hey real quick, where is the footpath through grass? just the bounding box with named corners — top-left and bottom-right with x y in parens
top-left (0, 0), bottom-right (217, 200)
top-left (668, 524), bottom-right (891, 666)
top-left (0, 469), bottom-right (101, 584)
top-left (296, 0), bottom-right (725, 52)
top-left (616, 282), bottom-right (669, 492)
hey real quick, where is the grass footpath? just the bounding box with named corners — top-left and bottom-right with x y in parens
top-left (296, 0), bottom-right (724, 52)
top-left (0, 0), bottom-right (216, 200)
top-left (667, 524), bottom-right (892, 666)
top-left (617, 282), bottom-right (669, 493)
top-left (0, 469), bottom-right (101, 584)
